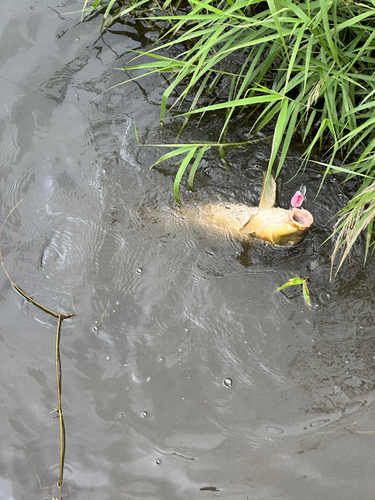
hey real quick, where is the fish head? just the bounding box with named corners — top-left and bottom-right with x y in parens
top-left (239, 207), bottom-right (314, 246)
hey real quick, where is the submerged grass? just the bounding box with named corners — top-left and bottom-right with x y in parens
top-left (84, 0), bottom-right (375, 270)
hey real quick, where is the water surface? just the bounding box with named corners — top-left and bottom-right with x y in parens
top-left (1, 2), bottom-right (375, 499)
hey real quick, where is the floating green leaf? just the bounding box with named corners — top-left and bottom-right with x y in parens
top-left (277, 277), bottom-right (306, 291)
top-left (278, 277), bottom-right (312, 309)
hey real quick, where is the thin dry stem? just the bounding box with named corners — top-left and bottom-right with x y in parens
top-left (1, 201), bottom-right (75, 491)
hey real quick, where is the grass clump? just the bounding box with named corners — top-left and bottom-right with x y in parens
top-left (330, 179), bottom-right (375, 277)
top-left (83, 0), bottom-right (375, 270)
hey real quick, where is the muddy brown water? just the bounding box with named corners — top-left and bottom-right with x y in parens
top-left (1, 2), bottom-right (375, 499)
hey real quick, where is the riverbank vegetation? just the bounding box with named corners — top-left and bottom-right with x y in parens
top-left (83, 0), bottom-right (375, 270)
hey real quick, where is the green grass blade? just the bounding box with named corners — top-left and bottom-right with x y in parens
top-left (277, 101), bottom-right (300, 177)
top-left (101, 0), bottom-right (151, 28)
top-left (266, 0), bottom-right (288, 55)
top-left (188, 146), bottom-right (209, 191)
top-left (174, 147), bottom-right (198, 203)
top-left (268, 98), bottom-right (289, 177)
top-left (285, 27), bottom-right (304, 90)
top-left (175, 94), bottom-right (283, 118)
top-left (365, 218), bottom-right (374, 264)
top-left (319, 0), bottom-right (340, 66)
top-left (302, 281), bottom-right (312, 309)
top-left (151, 147), bottom-right (193, 168)
top-left (101, 0), bottom-right (119, 28)
top-left (219, 145), bottom-right (230, 173)
top-left (277, 277), bottom-right (305, 291)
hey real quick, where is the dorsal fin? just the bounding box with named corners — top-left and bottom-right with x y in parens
top-left (259, 173), bottom-right (276, 209)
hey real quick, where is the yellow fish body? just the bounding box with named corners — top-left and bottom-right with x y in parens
top-left (180, 174), bottom-right (314, 246)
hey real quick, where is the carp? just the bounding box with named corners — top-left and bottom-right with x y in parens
top-left (178, 173), bottom-right (314, 246)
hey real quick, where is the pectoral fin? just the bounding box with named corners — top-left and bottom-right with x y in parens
top-left (259, 173), bottom-right (276, 209)
top-left (239, 216), bottom-right (256, 235)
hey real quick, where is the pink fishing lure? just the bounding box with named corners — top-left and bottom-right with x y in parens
top-left (290, 190), bottom-right (304, 208)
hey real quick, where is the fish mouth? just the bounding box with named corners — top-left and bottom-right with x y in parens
top-left (289, 208), bottom-right (314, 228)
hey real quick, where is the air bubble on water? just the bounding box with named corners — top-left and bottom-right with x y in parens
top-left (310, 419), bottom-right (330, 428)
top-left (266, 426), bottom-right (284, 435)
top-left (76, 38), bottom-right (80, 41)
top-left (106, 355), bottom-right (111, 361)
top-left (224, 378), bottom-right (232, 387)
top-left (319, 292), bottom-right (331, 304)
top-left (141, 411), bottom-right (147, 418)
